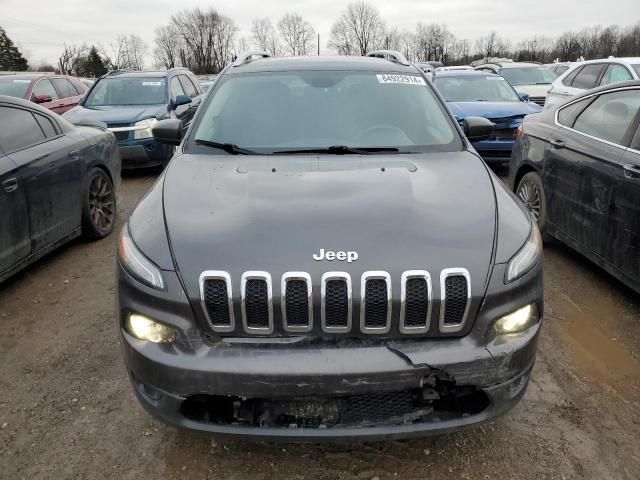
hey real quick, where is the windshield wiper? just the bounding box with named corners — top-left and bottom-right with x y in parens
top-left (273, 145), bottom-right (399, 155)
top-left (195, 139), bottom-right (260, 155)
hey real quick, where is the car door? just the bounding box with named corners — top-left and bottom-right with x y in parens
top-left (31, 78), bottom-right (65, 114)
top-left (169, 76), bottom-right (191, 135)
top-left (0, 150), bottom-right (30, 274)
top-left (617, 120), bottom-right (640, 286)
top-left (3, 105), bottom-right (84, 251)
top-left (550, 87), bottom-right (640, 274)
top-left (178, 74), bottom-right (202, 130)
top-left (51, 78), bottom-right (83, 113)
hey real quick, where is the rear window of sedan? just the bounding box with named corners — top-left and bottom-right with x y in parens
top-left (0, 78), bottom-right (31, 98)
top-left (192, 71), bottom-right (462, 154)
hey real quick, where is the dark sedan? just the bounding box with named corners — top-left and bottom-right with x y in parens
top-left (0, 74), bottom-right (88, 115)
top-left (510, 80), bottom-right (640, 293)
top-left (0, 95), bottom-right (121, 283)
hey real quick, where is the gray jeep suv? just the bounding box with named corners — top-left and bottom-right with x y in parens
top-left (116, 51), bottom-right (543, 441)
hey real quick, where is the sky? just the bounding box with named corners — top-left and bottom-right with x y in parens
top-left (1, 0), bottom-right (639, 66)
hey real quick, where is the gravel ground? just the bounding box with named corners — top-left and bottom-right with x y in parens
top-left (1, 173), bottom-right (639, 480)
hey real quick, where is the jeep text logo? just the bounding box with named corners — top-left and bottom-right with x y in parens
top-left (313, 249), bottom-right (358, 263)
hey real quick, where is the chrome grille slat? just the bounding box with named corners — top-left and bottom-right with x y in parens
top-left (281, 272), bottom-right (313, 332)
top-left (241, 271), bottom-right (273, 334)
top-left (360, 271), bottom-right (391, 334)
top-left (321, 272), bottom-right (352, 333)
top-left (439, 268), bottom-right (471, 333)
top-left (400, 270), bottom-right (432, 334)
top-left (199, 271), bottom-right (234, 333)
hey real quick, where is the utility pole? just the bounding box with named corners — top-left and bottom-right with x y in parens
top-left (318, 34), bottom-right (320, 55)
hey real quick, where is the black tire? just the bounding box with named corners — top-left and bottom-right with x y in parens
top-left (82, 167), bottom-right (116, 239)
top-left (516, 171), bottom-right (551, 242)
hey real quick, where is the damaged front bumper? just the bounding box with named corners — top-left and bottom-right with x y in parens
top-left (120, 322), bottom-right (540, 441)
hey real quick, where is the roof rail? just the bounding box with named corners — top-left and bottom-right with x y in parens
top-left (233, 51), bottom-right (271, 67)
top-left (366, 50), bottom-right (410, 66)
top-left (106, 69), bottom-right (136, 76)
top-left (168, 67), bottom-right (189, 72)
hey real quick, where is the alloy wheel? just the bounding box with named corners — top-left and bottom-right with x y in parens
top-left (517, 179), bottom-right (541, 222)
top-left (88, 174), bottom-right (115, 234)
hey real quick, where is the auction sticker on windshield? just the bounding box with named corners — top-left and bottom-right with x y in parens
top-left (377, 74), bottom-right (426, 86)
top-left (142, 81), bottom-right (162, 86)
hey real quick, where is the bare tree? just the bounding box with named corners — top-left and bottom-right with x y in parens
top-left (329, 1), bottom-right (385, 56)
top-left (415, 23), bottom-right (454, 62)
top-left (106, 35), bottom-right (147, 70)
top-left (475, 31), bottom-right (510, 59)
top-left (553, 31), bottom-right (582, 61)
top-left (277, 13), bottom-right (315, 55)
top-left (251, 18), bottom-right (281, 56)
top-left (58, 44), bottom-right (88, 75)
top-left (154, 25), bottom-right (181, 69)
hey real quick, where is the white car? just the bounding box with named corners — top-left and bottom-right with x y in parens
top-left (474, 61), bottom-right (557, 107)
top-left (544, 57), bottom-right (640, 109)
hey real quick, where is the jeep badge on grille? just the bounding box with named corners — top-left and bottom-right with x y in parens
top-left (313, 249), bottom-right (358, 263)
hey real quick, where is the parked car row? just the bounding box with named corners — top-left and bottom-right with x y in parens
top-left (0, 73), bottom-right (88, 114)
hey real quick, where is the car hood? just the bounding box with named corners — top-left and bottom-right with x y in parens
top-left (448, 101), bottom-right (540, 121)
top-left (162, 152), bottom-right (497, 306)
top-left (62, 104), bottom-right (167, 125)
top-left (509, 84), bottom-right (552, 97)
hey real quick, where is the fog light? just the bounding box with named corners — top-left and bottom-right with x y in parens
top-left (125, 313), bottom-right (175, 343)
top-left (494, 304), bottom-right (539, 335)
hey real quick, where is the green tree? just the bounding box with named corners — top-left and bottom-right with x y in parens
top-left (79, 46), bottom-right (107, 77)
top-left (0, 27), bottom-right (28, 71)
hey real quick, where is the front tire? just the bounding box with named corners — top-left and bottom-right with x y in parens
top-left (516, 171), bottom-right (550, 241)
top-left (82, 167), bottom-right (116, 239)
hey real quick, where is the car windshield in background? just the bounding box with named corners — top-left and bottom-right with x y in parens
top-left (500, 67), bottom-right (557, 85)
top-left (84, 77), bottom-right (167, 106)
top-left (0, 78), bottom-right (30, 98)
top-left (192, 71), bottom-right (461, 154)
top-left (435, 75), bottom-right (521, 102)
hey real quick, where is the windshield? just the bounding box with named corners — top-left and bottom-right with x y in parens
top-left (84, 77), bottom-right (167, 106)
top-left (435, 75), bottom-right (521, 102)
top-left (0, 78), bottom-right (30, 98)
top-left (191, 71), bottom-right (461, 154)
top-left (500, 67), bottom-right (557, 85)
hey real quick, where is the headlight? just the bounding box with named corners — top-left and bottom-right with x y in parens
top-left (133, 118), bottom-right (158, 139)
top-left (505, 224), bottom-right (542, 283)
top-left (494, 304), bottom-right (540, 335)
top-left (125, 313), bottom-right (175, 343)
top-left (118, 224), bottom-right (165, 289)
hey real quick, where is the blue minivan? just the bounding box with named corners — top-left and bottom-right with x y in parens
top-left (64, 68), bottom-right (203, 169)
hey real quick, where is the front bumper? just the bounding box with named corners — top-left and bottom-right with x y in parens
top-left (117, 138), bottom-right (172, 169)
top-left (472, 138), bottom-right (515, 164)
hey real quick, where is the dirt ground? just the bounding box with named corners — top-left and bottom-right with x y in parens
top-left (1, 173), bottom-right (639, 480)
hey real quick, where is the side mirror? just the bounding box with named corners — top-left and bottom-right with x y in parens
top-left (516, 90), bottom-right (530, 102)
top-left (172, 94), bottom-right (192, 109)
top-left (152, 119), bottom-right (182, 146)
top-left (34, 95), bottom-right (52, 104)
top-left (463, 117), bottom-right (494, 142)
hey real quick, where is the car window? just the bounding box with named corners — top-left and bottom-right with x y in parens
top-left (32, 79), bottom-right (59, 100)
top-left (572, 64), bottom-right (607, 90)
top-left (573, 89), bottom-right (640, 146)
top-left (557, 97), bottom-right (592, 127)
top-left (600, 64), bottom-right (633, 86)
top-left (500, 67), bottom-right (556, 86)
top-left (0, 78), bottom-right (31, 98)
top-left (562, 66), bottom-right (583, 87)
top-left (192, 71), bottom-right (461, 154)
top-left (84, 77), bottom-right (167, 106)
top-left (34, 113), bottom-right (59, 138)
top-left (51, 78), bottom-right (74, 98)
top-left (179, 75), bottom-right (199, 98)
top-left (434, 75), bottom-right (521, 102)
top-left (0, 106), bottom-right (46, 153)
top-left (67, 79), bottom-right (84, 96)
top-left (633, 65), bottom-right (640, 77)
top-left (170, 77), bottom-right (185, 99)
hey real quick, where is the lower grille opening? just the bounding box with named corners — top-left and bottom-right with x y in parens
top-left (364, 279), bottom-right (388, 328)
top-left (245, 279), bottom-right (269, 328)
top-left (180, 386), bottom-right (489, 429)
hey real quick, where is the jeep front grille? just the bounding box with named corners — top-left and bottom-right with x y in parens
top-left (439, 269), bottom-right (471, 333)
top-left (282, 272), bottom-right (312, 332)
top-left (321, 272), bottom-right (352, 333)
top-left (202, 269), bottom-right (471, 336)
top-left (241, 272), bottom-right (273, 334)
